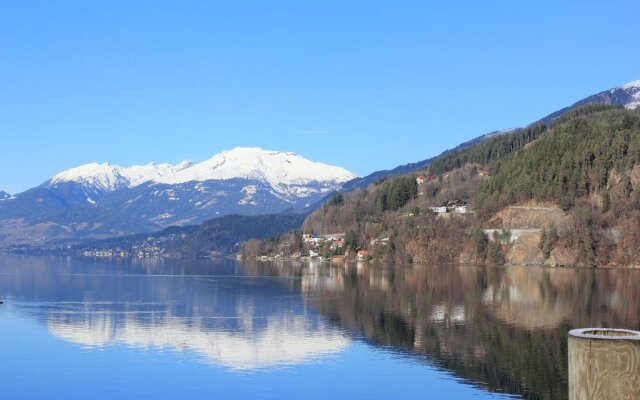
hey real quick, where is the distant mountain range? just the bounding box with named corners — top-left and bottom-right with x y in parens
top-left (1, 79), bottom-right (639, 248)
top-left (0, 147), bottom-right (355, 244)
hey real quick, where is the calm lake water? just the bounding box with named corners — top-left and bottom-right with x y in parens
top-left (1, 257), bottom-right (639, 399)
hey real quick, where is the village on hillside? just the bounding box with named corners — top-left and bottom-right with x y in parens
top-left (245, 175), bottom-right (475, 263)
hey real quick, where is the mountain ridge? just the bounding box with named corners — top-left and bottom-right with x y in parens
top-left (540, 79), bottom-right (640, 125)
top-left (3, 78), bottom-right (640, 248)
top-left (245, 104), bottom-right (640, 267)
top-left (48, 147), bottom-right (356, 194)
top-left (0, 147), bottom-right (356, 245)
top-left (340, 79), bottom-right (640, 192)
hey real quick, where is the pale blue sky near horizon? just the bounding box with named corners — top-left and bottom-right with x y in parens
top-left (1, 0), bottom-right (639, 193)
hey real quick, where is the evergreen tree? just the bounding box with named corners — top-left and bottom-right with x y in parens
top-left (602, 193), bottom-right (611, 213)
top-left (474, 228), bottom-right (488, 261)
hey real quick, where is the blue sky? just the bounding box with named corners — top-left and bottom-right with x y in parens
top-left (1, 1), bottom-right (639, 193)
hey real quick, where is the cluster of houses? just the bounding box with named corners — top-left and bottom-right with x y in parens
top-left (292, 176), bottom-right (473, 262)
top-left (79, 236), bottom-right (174, 258)
top-left (429, 199), bottom-right (471, 215)
top-left (78, 231), bottom-right (194, 259)
top-left (80, 245), bottom-right (164, 258)
top-left (81, 250), bottom-right (131, 257)
top-left (299, 233), bottom-right (375, 262)
top-left (370, 236), bottom-right (390, 246)
top-left (355, 249), bottom-right (370, 261)
top-left (415, 175), bottom-right (472, 214)
top-left (303, 233), bottom-right (346, 253)
top-left (416, 175), bottom-right (438, 185)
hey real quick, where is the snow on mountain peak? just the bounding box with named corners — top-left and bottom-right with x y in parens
top-left (167, 147), bottom-right (357, 186)
top-left (49, 147), bottom-right (357, 193)
top-left (617, 79), bottom-right (640, 109)
top-left (51, 162), bottom-right (127, 191)
top-left (620, 80), bottom-right (640, 90)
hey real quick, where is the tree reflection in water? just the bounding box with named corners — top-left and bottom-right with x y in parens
top-left (243, 261), bottom-right (640, 400)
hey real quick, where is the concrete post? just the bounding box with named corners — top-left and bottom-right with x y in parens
top-left (569, 328), bottom-right (640, 400)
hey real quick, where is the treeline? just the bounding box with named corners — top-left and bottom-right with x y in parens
top-left (475, 106), bottom-right (640, 214)
top-left (429, 104), bottom-right (620, 177)
top-left (245, 172), bottom-right (475, 263)
top-left (242, 104), bottom-right (640, 267)
top-left (306, 174), bottom-right (420, 235)
top-left (175, 213), bottom-right (306, 256)
top-left (429, 122), bottom-right (547, 175)
top-left (377, 175), bottom-right (418, 211)
top-left (419, 164), bottom-right (486, 206)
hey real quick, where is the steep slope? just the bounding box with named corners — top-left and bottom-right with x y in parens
top-left (0, 147), bottom-right (356, 244)
top-left (5, 79), bottom-right (639, 249)
top-left (475, 105), bottom-right (640, 213)
top-left (340, 130), bottom-right (513, 192)
top-left (246, 105), bottom-right (640, 267)
top-left (344, 79), bottom-right (640, 192)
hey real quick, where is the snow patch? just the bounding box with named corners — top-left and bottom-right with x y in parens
top-left (614, 79), bottom-right (640, 109)
top-left (625, 91), bottom-right (640, 109)
top-left (0, 191), bottom-right (13, 201)
top-left (200, 199), bottom-right (217, 208)
top-left (239, 185), bottom-right (257, 205)
top-left (125, 195), bottom-right (143, 204)
top-left (152, 212), bottom-right (173, 221)
top-left (620, 80), bottom-right (640, 90)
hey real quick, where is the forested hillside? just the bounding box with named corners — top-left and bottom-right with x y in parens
top-left (67, 213), bottom-right (307, 258)
top-left (173, 213), bottom-right (307, 257)
top-left (475, 105), bottom-right (640, 214)
top-left (428, 121), bottom-right (547, 176)
top-left (244, 105), bottom-right (640, 267)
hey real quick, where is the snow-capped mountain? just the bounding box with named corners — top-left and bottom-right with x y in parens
top-left (50, 160), bottom-right (195, 192)
top-left (49, 147), bottom-right (355, 200)
top-left (618, 80), bottom-right (640, 109)
top-left (575, 79), bottom-right (640, 110)
top-left (542, 79), bottom-right (640, 124)
top-left (3, 79), bottom-right (639, 246)
top-left (0, 148), bottom-right (356, 244)
top-left (0, 190), bottom-right (11, 201)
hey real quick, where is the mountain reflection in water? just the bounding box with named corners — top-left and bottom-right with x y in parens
top-left (244, 261), bottom-right (640, 400)
top-left (1, 257), bottom-right (639, 400)
top-left (0, 257), bottom-right (349, 371)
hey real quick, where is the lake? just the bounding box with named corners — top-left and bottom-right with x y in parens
top-left (0, 256), bottom-right (639, 399)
